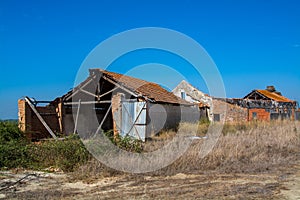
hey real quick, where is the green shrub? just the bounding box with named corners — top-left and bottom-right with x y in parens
top-left (0, 121), bottom-right (31, 169)
top-left (28, 135), bottom-right (91, 172)
top-left (0, 121), bottom-right (25, 143)
top-left (0, 140), bottom-right (31, 168)
top-left (0, 120), bottom-right (91, 171)
top-left (103, 130), bottom-right (143, 153)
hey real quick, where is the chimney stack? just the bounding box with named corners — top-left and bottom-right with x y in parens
top-left (266, 85), bottom-right (275, 92)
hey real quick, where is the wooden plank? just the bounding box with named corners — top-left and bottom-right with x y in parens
top-left (24, 97), bottom-right (57, 140)
top-left (95, 104), bottom-right (112, 135)
top-left (79, 88), bottom-right (98, 98)
top-left (73, 99), bottom-right (81, 134)
top-left (64, 100), bottom-right (111, 105)
top-left (98, 87), bottom-right (118, 98)
top-left (102, 76), bottom-right (138, 98)
top-left (65, 75), bottom-right (96, 101)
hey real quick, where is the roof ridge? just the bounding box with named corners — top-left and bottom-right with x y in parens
top-left (94, 69), bottom-right (162, 86)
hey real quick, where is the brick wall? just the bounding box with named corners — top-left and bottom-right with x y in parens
top-left (18, 99), bottom-right (61, 140)
top-left (18, 99), bottom-right (28, 132)
top-left (212, 99), bottom-right (248, 122)
top-left (249, 108), bottom-right (270, 121)
top-left (111, 93), bottom-right (124, 136)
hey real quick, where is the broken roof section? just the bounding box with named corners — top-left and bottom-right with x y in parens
top-left (255, 90), bottom-right (294, 103)
top-left (172, 80), bottom-right (211, 107)
top-left (244, 88), bottom-right (295, 103)
top-left (62, 69), bottom-right (190, 105)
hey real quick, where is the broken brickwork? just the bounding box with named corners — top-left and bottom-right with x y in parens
top-left (212, 98), bottom-right (248, 122)
top-left (18, 99), bottom-right (60, 139)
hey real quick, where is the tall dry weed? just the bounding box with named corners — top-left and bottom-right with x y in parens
top-left (158, 120), bottom-right (300, 175)
top-left (72, 120), bottom-right (300, 178)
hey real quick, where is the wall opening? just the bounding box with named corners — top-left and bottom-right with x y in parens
top-left (181, 91), bottom-right (186, 100)
top-left (214, 114), bottom-right (220, 122)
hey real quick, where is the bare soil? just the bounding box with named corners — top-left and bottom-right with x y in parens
top-left (0, 165), bottom-right (299, 200)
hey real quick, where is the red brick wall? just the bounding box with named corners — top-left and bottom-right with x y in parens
top-left (18, 99), bottom-right (28, 132)
top-left (18, 99), bottom-right (61, 140)
top-left (248, 108), bottom-right (270, 121)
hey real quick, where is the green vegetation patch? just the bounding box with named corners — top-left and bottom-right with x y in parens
top-left (0, 121), bottom-right (91, 172)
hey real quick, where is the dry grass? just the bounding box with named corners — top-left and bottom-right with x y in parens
top-left (72, 120), bottom-right (300, 179)
top-left (155, 120), bottom-right (300, 175)
top-left (3, 121), bottom-right (300, 199)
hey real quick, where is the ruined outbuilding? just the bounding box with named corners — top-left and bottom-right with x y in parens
top-left (213, 86), bottom-right (297, 121)
top-left (19, 69), bottom-right (201, 140)
top-left (243, 86), bottom-right (297, 120)
top-left (173, 82), bottom-right (298, 122)
top-left (172, 80), bottom-right (212, 121)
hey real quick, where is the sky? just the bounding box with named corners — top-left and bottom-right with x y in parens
top-left (0, 0), bottom-right (300, 119)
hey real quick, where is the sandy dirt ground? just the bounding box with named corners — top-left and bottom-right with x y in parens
top-left (279, 164), bottom-right (300, 200)
top-left (0, 165), bottom-right (299, 200)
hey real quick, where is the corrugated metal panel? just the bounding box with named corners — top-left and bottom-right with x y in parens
top-left (121, 101), bottom-right (147, 141)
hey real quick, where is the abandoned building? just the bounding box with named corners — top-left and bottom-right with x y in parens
top-left (172, 80), bottom-right (212, 121)
top-left (18, 69), bottom-right (201, 141)
top-left (213, 86), bottom-right (298, 121)
top-left (211, 98), bottom-right (248, 122)
top-left (243, 86), bottom-right (297, 121)
top-left (172, 81), bottom-right (298, 122)
top-left (18, 71), bottom-right (299, 141)
top-left (172, 80), bottom-right (248, 122)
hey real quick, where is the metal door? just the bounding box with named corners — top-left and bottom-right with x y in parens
top-left (121, 101), bottom-right (147, 141)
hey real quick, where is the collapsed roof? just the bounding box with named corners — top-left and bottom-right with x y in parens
top-left (244, 88), bottom-right (295, 103)
top-left (60, 69), bottom-right (191, 105)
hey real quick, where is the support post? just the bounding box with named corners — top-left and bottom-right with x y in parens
top-left (95, 104), bottom-right (112, 135)
top-left (24, 97), bottom-right (57, 140)
top-left (73, 99), bottom-right (81, 134)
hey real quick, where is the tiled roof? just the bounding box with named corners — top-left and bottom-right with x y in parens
top-left (91, 69), bottom-right (191, 105)
top-left (198, 102), bottom-right (209, 108)
top-left (256, 90), bottom-right (294, 103)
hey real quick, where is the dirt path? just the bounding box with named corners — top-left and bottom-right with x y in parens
top-left (280, 164), bottom-right (300, 200)
top-left (0, 169), bottom-right (286, 199)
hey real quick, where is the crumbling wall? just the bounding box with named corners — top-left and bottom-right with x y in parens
top-left (18, 99), bottom-right (28, 132)
top-left (18, 99), bottom-right (60, 139)
top-left (112, 93), bottom-right (124, 137)
top-left (172, 80), bottom-right (212, 121)
top-left (249, 108), bottom-right (270, 121)
top-left (212, 99), bottom-right (248, 122)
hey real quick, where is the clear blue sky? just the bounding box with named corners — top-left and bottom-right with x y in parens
top-left (0, 0), bottom-right (299, 119)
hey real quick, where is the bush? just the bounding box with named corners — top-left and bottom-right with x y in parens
top-left (0, 121), bottom-right (31, 168)
top-left (0, 121), bottom-right (25, 143)
top-left (103, 130), bottom-right (143, 153)
top-left (28, 135), bottom-right (91, 172)
top-left (0, 120), bottom-right (91, 171)
top-left (0, 140), bottom-right (31, 168)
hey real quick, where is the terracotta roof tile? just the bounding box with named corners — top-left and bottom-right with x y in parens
top-left (96, 69), bottom-right (191, 105)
